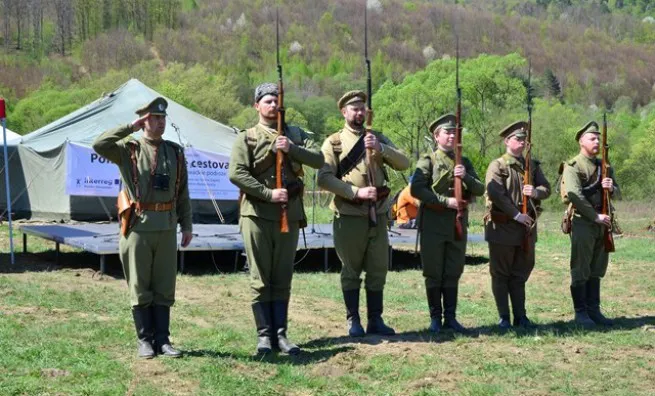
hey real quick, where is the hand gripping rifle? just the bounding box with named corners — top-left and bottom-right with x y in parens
top-left (521, 59), bottom-right (534, 251)
top-left (601, 113), bottom-right (615, 252)
top-left (453, 36), bottom-right (465, 241)
top-left (364, 4), bottom-right (377, 228)
top-left (276, 9), bottom-right (289, 233)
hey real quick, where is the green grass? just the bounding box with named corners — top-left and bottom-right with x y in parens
top-left (0, 203), bottom-right (653, 395)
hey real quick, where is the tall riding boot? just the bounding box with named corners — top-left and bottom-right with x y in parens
top-left (342, 289), bottom-right (365, 337)
top-left (509, 280), bottom-right (534, 328)
top-left (365, 290), bottom-right (395, 335)
top-left (252, 302), bottom-right (273, 354)
top-left (132, 305), bottom-right (155, 359)
top-left (272, 300), bottom-right (300, 355)
top-left (570, 284), bottom-right (595, 328)
top-left (153, 305), bottom-right (182, 358)
top-left (426, 287), bottom-right (442, 333)
top-left (586, 278), bottom-right (613, 326)
top-left (491, 279), bottom-right (511, 329)
top-left (442, 287), bottom-right (468, 333)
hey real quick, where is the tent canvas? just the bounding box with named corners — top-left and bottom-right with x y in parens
top-left (2, 127), bottom-right (21, 144)
top-left (0, 79), bottom-right (240, 223)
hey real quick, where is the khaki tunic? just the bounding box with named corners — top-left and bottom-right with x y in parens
top-left (229, 122), bottom-right (324, 302)
top-left (562, 153), bottom-right (621, 285)
top-left (92, 124), bottom-right (192, 307)
top-left (484, 153), bottom-right (551, 288)
top-left (317, 124), bottom-right (410, 291)
top-left (411, 149), bottom-right (485, 289)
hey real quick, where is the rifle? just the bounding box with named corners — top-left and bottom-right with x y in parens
top-left (276, 8), bottom-right (289, 233)
top-left (601, 113), bottom-right (615, 252)
top-left (364, 4), bottom-right (377, 228)
top-left (453, 35), bottom-right (465, 241)
top-left (521, 59), bottom-right (533, 251)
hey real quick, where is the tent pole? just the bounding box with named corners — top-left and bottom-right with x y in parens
top-left (1, 98), bottom-right (15, 265)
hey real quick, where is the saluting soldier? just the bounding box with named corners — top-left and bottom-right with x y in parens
top-left (317, 90), bottom-right (409, 337)
top-left (93, 97), bottom-right (192, 359)
top-left (484, 121), bottom-right (551, 329)
top-left (229, 83), bottom-right (324, 355)
top-left (411, 114), bottom-right (485, 334)
top-left (562, 121), bottom-right (620, 327)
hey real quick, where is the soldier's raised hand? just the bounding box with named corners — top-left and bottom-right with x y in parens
top-left (131, 113), bottom-right (149, 131)
top-left (356, 186), bottom-right (377, 202)
top-left (454, 164), bottom-right (466, 178)
top-left (601, 177), bottom-right (614, 192)
top-left (271, 188), bottom-right (288, 203)
top-left (364, 133), bottom-right (382, 152)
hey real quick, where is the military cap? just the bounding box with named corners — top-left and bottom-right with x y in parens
top-left (575, 121), bottom-right (600, 141)
top-left (338, 90), bottom-right (367, 109)
top-left (499, 121), bottom-right (529, 139)
top-left (135, 97), bottom-right (168, 116)
top-left (428, 113), bottom-right (457, 134)
top-left (254, 82), bottom-right (278, 103)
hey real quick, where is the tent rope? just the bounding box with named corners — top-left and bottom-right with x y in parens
top-left (170, 120), bottom-right (226, 224)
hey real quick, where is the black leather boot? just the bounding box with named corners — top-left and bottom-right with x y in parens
top-left (570, 284), bottom-right (595, 328)
top-left (272, 300), bottom-right (300, 355)
top-left (153, 305), bottom-right (182, 358)
top-left (132, 305), bottom-right (155, 359)
top-left (342, 289), bottom-right (365, 337)
top-left (492, 278), bottom-right (511, 330)
top-left (365, 290), bottom-right (395, 335)
top-left (509, 281), bottom-right (534, 328)
top-left (586, 278), bottom-right (613, 326)
top-left (442, 287), bottom-right (468, 333)
top-left (252, 302), bottom-right (273, 354)
top-left (426, 287), bottom-right (442, 333)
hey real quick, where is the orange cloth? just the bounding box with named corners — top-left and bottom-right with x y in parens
top-left (396, 185), bottom-right (419, 224)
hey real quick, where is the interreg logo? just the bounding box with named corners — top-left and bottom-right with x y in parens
top-left (83, 177), bottom-right (114, 186)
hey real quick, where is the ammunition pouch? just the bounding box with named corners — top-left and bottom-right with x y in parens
top-left (561, 204), bottom-right (574, 234)
top-left (490, 210), bottom-right (512, 224)
top-left (286, 180), bottom-right (304, 200)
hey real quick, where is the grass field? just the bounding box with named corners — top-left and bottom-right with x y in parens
top-left (0, 203), bottom-right (654, 395)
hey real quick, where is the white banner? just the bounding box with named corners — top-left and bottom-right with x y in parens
top-left (65, 143), bottom-right (239, 200)
top-left (184, 147), bottom-right (239, 200)
top-left (66, 142), bottom-right (121, 197)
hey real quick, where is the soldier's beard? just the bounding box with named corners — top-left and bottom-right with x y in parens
top-left (348, 118), bottom-right (364, 130)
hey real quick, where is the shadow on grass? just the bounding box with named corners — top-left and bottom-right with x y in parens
top-left (303, 316), bottom-right (655, 348)
top-left (184, 344), bottom-right (354, 365)
top-left (0, 251), bottom-right (124, 279)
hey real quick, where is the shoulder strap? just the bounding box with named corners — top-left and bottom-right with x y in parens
top-left (127, 141), bottom-right (140, 202)
top-left (336, 133), bottom-right (366, 179)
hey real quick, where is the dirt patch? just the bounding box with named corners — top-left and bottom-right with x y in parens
top-left (41, 368), bottom-right (71, 378)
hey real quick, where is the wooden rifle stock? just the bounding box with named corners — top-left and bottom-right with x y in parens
top-left (601, 114), bottom-right (614, 252)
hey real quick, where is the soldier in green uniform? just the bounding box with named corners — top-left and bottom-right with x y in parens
top-left (229, 83), bottom-right (324, 355)
top-left (484, 121), bottom-right (551, 329)
top-left (93, 97), bottom-right (192, 359)
top-left (411, 114), bottom-right (485, 334)
top-left (562, 121), bottom-right (620, 327)
top-left (318, 91), bottom-right (410, 337)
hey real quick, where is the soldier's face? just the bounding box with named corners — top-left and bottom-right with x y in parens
top-left (255, 95), bottom-right (279, 120)
top-left (342, 102), bottom-right (366, 128)
top-left (505, 134), bottom-right (526, 154)
top-left (579, 133), bottom-right (600, 155)
top-left (145, 114), bottom-right (166, 136)
top-left (435, 128), bottom-right (455, 150)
